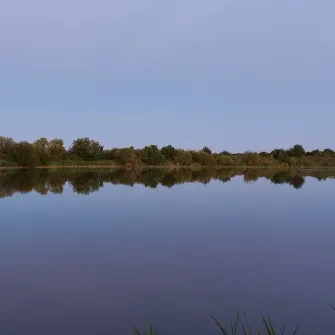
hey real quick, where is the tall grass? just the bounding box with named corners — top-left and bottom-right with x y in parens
top-left (211, 311), bottom-right (299, 335)
top-left (135, 303), bottom-right (335, 334)
top-left (134, 315), bottom-right (298, 335)
top-left (134, 324), bottom-right (159, 335)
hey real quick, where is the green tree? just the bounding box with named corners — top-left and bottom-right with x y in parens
top-left (259, 151), bottom-right (270, 157)
top-left (34, 137), bottom-right (49, 150)
top-left (0, 137), bottom-right (15, 161)
top-left (49, 139), bottom-right (66, 161)
top-left (69, 137), bottom-right (103, 161)
top-left (241, 151), bottom-right (261, 166)
top-left (231, 155), bottom-right (244, 166)
top-left (308, 149), bottom-right (321, 156)
top-left (174, 150), bottom-right (192, 166)
top-left (202, 146), bottom-right (212, 155)
top-left (103, 148), bottom-right (120, 161)
top-left (140, 145), bottom-right (166, 165)
top-left (192, 150), bottom-right (216, 166)
top-left (161, 145), bottom-right (176, 161)
top-left (287, 144), bottom-right (305, 157)
top-left (33, 137), bottom-right (51, 165)
top-left (271, 149), bottom-right (290, 165)
top-left (117, 147), bottom-right (139, 169)
top-left (12, 142), bottom-right (39, 167)
top-left (323, 148), bottom-right (335, 157)
top-left (216, 155), bottom-right (234, 166)
top-left (271, 149), bottom-right (285, 159)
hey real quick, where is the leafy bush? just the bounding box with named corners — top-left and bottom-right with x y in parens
top-left (216, 155), bottom-right (234, 166)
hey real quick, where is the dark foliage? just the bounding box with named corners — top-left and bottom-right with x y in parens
top-left (1, 168), bottom-right (335, 198)
top-left (0, 137), bottom-right (334, 168)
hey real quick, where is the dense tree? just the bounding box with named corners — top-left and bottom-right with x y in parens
top-left (192, 150), bottom-right (216, 165)
top-left (140, 145), bottom-right (166, 165)
top-left (219, 150), bottom-right (231, 156)
top-left (174, 150), bottom-right (192, 166)
top-left (69, 137), bottom-right (103, 161)
top-left (161, 145), bottom-right (176, 161)
top-left (241, 151), bottom-right (261, 166)
top-left (323, 148), bottom-right (335, 157)
top-left (271, 149), bottom-right (285, 159)
top-left (0, 135), bottom-right (334, 168)
top-left (49, 139), bottom-right (66, 161)
top-left (12, 142), bottom-right (39, 167)
top-left (0, 137), bottom-right (15, 161)
top-left (202, 146), bottom-right (212, 155)
top-left (271, 149), bottom-right (290, 165)
top-left (103, 148), bottom-right (119, 161)
top-left (259, 151), bottom-right (270, 157)
top-left (216, 155), bottom-right (234, 166)
top-left (33, 137), bottom-right (52, 165)
top-left (287, 144), bottom-right (305, 157)
top-left (117, 147), bottom-right (139, 169)
top-left (307, 149), bottom-right (321, 156)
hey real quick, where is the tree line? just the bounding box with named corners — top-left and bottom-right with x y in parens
top-left (1, 168), bottom-right (334, 198)
top-left (1, 136), bottom-right (335, 168)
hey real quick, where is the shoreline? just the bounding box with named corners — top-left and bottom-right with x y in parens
top-left (1, 165), bottom-right (335, 170)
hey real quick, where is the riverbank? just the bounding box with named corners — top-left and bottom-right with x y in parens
top-left (1, 165), bottom-right (335, 170)
top-left (1, 138), bottom-right (335, 170)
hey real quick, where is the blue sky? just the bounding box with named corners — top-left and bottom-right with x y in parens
top-left (1, 0), bottom-right (334, 153)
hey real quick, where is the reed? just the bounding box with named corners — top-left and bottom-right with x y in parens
top-left (134, 303), bottom-right (335, 335)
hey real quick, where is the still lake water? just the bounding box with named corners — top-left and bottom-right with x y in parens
top-left (1, 168), bottom-right (335, 335)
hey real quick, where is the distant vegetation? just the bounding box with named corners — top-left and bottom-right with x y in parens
top-left (1, 167), bottom-right (335, 198)
top-left (1, 136), bottom-right (335, 168)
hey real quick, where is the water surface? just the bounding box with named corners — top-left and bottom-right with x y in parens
top-left (1, 168), bottom-right (335, 335)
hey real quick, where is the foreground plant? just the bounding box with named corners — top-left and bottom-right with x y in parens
top-left (211, 310), bottom-right (299, 335)
top-left (134, 324), bottom-right (159, 335)
top-left (134, 313), bottom-right (299, 335)
top-left (135, 303), bottom-right (335, 335)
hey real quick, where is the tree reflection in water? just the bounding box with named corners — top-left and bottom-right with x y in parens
top-left (0, 167), bottom-right (334, 198)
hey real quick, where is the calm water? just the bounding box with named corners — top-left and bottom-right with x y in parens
top-left (1, 168), bottom-right (335, 335)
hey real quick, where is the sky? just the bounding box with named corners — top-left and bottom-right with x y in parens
top-left (0, 0), bottom-right (334, 153)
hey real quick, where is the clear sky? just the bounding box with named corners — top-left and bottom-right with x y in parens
top-left (1, 0), bottom-right (334, 153)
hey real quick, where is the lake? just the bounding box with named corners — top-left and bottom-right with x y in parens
top-left (1, 168), bottom-right (335, 335)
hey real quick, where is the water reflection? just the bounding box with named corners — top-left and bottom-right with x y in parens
top-left (0, 167), bottom-right (334, 198)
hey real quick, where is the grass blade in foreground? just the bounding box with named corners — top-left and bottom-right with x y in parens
top-left (134, 324), bottom-right (158, 335)
top-left (211, 316), bottom-right (229, 335)
top-left (135, 304), bottom-right (335, 334)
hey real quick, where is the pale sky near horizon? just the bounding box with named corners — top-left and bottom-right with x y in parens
top-left (1, 0), bottom-right (334, 152)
